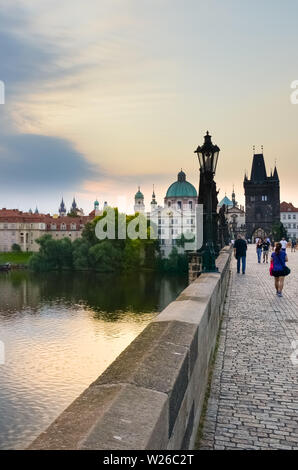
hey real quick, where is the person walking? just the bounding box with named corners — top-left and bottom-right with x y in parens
top-left (262, 239), bottom-right (270, 263)
top-left (291, 239), bottom-right (296, 253)
top-left (280, 237), bottom-right (287, 252)
top-left (256, 238), bottom-right (263, 263)
top-left (271, 242), bottom-right (290, 297)
top-left (234, 234), bottom-right (247, 274)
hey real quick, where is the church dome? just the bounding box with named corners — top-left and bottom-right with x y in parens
top-left (94, 199), bottom-right (99, 206)
top-left (135, 188), bottom-right (144, 199)
top-left (218, 195), bottom-right (233, 207)
top-left (166, 171), bottom-right (197, 198)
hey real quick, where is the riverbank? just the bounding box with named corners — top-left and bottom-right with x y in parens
top-left (0, 252), bottom-right (32, 266)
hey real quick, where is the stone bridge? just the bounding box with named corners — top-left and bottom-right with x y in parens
top-left (29, 246), bottom-right (298, 450)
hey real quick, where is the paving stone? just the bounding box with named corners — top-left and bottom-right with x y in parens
top-left (198, 246), bottom-right (298, 450)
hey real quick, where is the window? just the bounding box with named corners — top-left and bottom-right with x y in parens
top-left (283, 214), bottom-right (286, 219)
top-left (189, 201), bottom-right (193, 209)
top-left (261, 195), bottom-right (267, 201)
top-left (177, 201), bottom-right (182, 209)
top-left (288, 214), bottom-right (292, 219)
top-left (250, 196), bottom-right (255, 202)
top-left (168, 201), bottom-right (171, 207)
top-left (61, 223), bottom-right (66, 230)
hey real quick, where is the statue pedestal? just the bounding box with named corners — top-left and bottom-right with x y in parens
top-left (188, 252), bottom-right (203, 283)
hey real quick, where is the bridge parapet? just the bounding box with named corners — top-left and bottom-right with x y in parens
top-left (29, 246), bottom-right (232, 450)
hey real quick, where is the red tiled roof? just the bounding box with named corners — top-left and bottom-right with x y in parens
top-left (0, 208), bottom-right (94, 229)
top-left (280, 202), bottom-right (298, 212)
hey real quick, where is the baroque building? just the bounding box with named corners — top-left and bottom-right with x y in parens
top-left (134, 170), bottom-right (197, 257)
top-left (244, 152), bottom-right (280, 241)
top-left (218, 188), bottom-right (245, 239)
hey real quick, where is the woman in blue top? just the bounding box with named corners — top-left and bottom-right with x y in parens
top-left (271, 242), bottom-right (289, 297)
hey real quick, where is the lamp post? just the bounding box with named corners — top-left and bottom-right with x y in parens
top-left (194, 131), bottom-right (220, 272)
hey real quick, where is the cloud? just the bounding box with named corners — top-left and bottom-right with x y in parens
top-left (0, 133), bottom-right (101, 192)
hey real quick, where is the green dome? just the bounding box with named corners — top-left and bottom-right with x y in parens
top-left (94, 200), bottom-right (99, 206)
top-left (166, 171), bottom-right (197, 198)
top-left (218, 196), bottom-right (233, 207)
top-left (135, 189), bottom-right (144, 199)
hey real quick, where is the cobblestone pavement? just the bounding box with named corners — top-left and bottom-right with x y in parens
top-left (199, 245), bottom-right (298, 450)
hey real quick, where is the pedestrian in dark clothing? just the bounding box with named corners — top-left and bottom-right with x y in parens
top-left (234, 234), bottom-right (247, 274)
top-left (256, 239), bottom-right (263, 263)
top-left (262, 240), bottom-right (270, 263)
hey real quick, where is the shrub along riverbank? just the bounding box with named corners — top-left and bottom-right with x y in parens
top-left (28, 209), bottom-right (188, 274)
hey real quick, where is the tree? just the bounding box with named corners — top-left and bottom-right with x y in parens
top-left (159, 247), bottom-right (188, 273)
top-left (72, 238), bottom-right (91, 270)
top-left (11, 243), bottom-right (21, 252)
top-left (29, 235), bottom-right (73, 271)
top-left (89, 240), bottom-right (123, 272)
top-left (272, 221), bottom-right (288, 241)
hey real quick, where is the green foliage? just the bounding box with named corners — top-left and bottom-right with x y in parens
top-left (29, 208), bottom-right (161, 273)
top-left (272, 221), bottom-right (288, 241)
top-left (159, 247), bottom-right (188, 273)
top-left (29, 235), bottom-right (73, 271)
top-left (11, 243), bottom-right (21, 252)
top-left (67, 209), bottom-right (79, 217)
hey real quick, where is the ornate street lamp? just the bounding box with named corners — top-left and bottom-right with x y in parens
top-left (194, 131), bottom-right (220, 272)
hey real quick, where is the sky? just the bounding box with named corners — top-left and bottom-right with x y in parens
top-left (0, 0), bottom-right (298, 214)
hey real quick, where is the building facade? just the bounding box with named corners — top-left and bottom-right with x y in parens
top-left (218, 189), bottom-right (245, 239)
top-left (280, 202), bottom-right (298, 241)
top-left (244, 152), bottom-right (280, 241)
top-left (0, 209), bottom-right (92, 252)
top-left (134, 170), bottom-right (198, 258)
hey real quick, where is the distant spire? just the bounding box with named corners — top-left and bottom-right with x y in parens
top-left (261, 145), bottom-right (263, 153)
top-left (232, 185), bottom-right (236, 207)
top-left (151, 184), bottom-right (157, 205)
top-left (59, 197), bottom-right (66, 216)
top-left (71, 197), bottom-right (77, 211)
top-left (34, 206), bottom-right (39, 214)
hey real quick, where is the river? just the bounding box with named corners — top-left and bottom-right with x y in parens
top-left (0, 270), bottom-right (187, 449)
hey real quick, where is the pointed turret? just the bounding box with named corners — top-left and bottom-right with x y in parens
top-left (71, 197), bottom-right (77, 211)
top-left (34, 206), bottom-right (39, 214)
top-left (250, 153), bottom-right (267, 182)
top-left (273, 166), bottom-right (279, 181)
top-left (232, 186), bottom-right (236, 207)
top-left (151, 185), bottom-right (157, 211)
top-left (59, 198), bottom-right (66, 217)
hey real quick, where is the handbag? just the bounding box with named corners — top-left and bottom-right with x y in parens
top-left (269, 259), bottom-right (274, 276)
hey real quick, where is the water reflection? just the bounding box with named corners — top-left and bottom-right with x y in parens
top-left (0, 270), bottom-right (187, 449)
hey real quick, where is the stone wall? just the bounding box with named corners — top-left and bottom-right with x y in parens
top-left (29, 246), bottom-right (232, 450)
